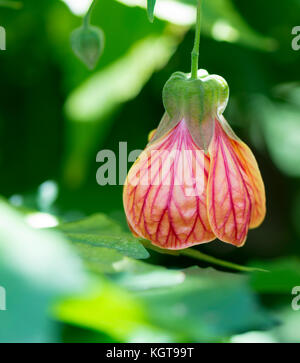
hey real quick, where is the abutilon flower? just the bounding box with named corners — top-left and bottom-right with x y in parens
top-left (123, 70), bottom-right (266, 250)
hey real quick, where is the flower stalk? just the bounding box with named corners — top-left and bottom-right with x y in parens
top-left (191, 0), bottom-right (202, 79)
top-left (84, 0), bottom-right (97, 28)
top-left (141, 240), bottom-right (268, 273)
top-left (180, 248), bottom-right (268, 273)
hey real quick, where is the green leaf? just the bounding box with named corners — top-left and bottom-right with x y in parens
top-left (54, 265), bottom-right (275, 342)
top-left (58, 213), bottom-right (123, 235)
top-left (139, 266), bottom-right (275, 341)
top-left (147, 0), bottom-right (156, 22)
top-left (53, 277), bottom-right (174, 343)
top-left (58, 214), bottom-right (150, 273)
top-left (73, 246), bottom-right (128, 274)
top-left (67, 233), bottom-right (150, 260)
top-left (112, 258), bottom-right (186, 290)
top-left (249, 258), bottom-right (300, 294)
top-left (0, 200), bottom-right (86, 343)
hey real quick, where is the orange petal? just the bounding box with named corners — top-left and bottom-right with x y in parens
top-left (126, 218), bottom-right (140, 238)
top-left (230, 139), bottom-right (266, 228)
top-left (123, 120), bottom-right (215, 250)
top-left (148, 129), bottom-right (157, 142)
top-left (207, 121), bottom-right (255, 246)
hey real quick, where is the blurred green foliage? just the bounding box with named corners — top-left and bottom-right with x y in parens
top-left (0, 0), bottom-right (300, 343)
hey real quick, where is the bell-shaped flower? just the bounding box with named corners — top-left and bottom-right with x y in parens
top-left (123, 70), bottom-right (266, 249)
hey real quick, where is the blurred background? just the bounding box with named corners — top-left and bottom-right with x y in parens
top-left (0, 0), bottom-right (300, 343)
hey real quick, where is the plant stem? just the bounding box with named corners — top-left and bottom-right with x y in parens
top-left (141, 239), bottom-right (268, 273)
top-left (84, 0), bottom-right (97, 28)
top-left (191, 0), bottom-right (202, 79)
top-left (180, 248), bottom-right (268, 273)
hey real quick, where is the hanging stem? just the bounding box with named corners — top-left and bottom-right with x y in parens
top-left (191, 0), bottom-right (202, 79)
top-left (83, 0), bottom-right (97, 28)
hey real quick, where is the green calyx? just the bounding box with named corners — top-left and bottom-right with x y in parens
top-left (156, 70), bottom-right (229, 151)
top-left (163, 70), bottom-right (229, 122)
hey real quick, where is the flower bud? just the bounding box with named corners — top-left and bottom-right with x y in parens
top-left (71, 25), bottom-right (104, 70)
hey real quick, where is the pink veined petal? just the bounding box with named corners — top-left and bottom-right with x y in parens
top-left (123, 120), bottom-right (216, 250)
top-left (230, 140), bottom-right (266, 228)
top-left (207, 121), bottom-right (255, 246)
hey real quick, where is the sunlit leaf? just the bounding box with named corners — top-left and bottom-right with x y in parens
top-left (139, 266), bottom-right (275, 341)
top-left (0, 200), bottom-right (87, 343)
top-left (53, 278), bottom-right (175, 343)
top-left (112, 258), bottom-right (186, 290)
top-left (54, 265), bottom-right (275, 342)
top-left (270, 309), bottom-right (300, 343)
